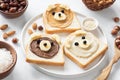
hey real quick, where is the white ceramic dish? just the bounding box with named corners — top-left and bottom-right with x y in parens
top-left (21, 12), bottom-right (108, 78)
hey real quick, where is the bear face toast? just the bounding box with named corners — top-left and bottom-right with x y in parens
top-left (63, 30), bottom-right (108, 68)
top-left (25, 33), bottom-right (64, 66)
top-left (43, 4), bottom-right (81, 33)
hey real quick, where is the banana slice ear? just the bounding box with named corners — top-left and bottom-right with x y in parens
top-left (47, 5), bottom-right (56, 11)
top-left (51, 34), bottom-right (61, 44)
top-left (59, 4), bottom-right (70, 10)
top-left (30, 33), bottom-right (42, 42)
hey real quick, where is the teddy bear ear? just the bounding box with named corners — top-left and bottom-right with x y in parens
top-left (47, 4), bottom-right (56, 11)
top-left (51, 34), bottom-right (61, 44)
top-left (59, 4), bottom-right (70, 10)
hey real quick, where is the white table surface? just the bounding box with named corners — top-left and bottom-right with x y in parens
top-left (1, 0), bottom-right (120, 80)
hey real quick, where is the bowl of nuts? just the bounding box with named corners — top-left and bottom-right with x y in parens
top-left (0, 0), bottom-right (28, 18)
top-left (0, 41), bottom-right (17, 79)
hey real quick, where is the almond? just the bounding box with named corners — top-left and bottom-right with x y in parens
top-left (3, 33), bottom-right (8, 39)
top-left (7, 30), bottom-right (16, 36)
top-left (0, 24), bottom-right (8, 30)
top-left (28, 29), bottom-right (33, 35)
top-left (32, 23), bottom-right (37, 30)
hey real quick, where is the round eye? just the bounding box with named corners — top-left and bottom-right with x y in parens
top-left (61, 10), bottom-right (64, 13)
top-left (51, 42), bottom-right (54, 46)
top-left (74, 42), bottom-right (79, 46)
top-left (37, 40), bottom-right (41, 44)
top-left (82, 36), bottom-right (85, 39)
top-left (52, 12), bottom-right (55, 15)
top-left (83, 40), bottom-right (87, 45)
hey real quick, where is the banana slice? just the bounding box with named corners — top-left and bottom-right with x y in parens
top-left (54, 12), bottom-right (66, 21)
top-left (39, 40), bottom-right (51, 52)
top-left (79, 40), bottom-right (91, 49)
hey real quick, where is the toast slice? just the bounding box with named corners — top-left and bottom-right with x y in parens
top-left (63, 30), bottom-right (108, 68)
top-left (25, 33), bottom-right (64, 66)
top-left (43, 4), bottom-right (81, 34)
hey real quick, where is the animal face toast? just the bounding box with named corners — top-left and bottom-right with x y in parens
top-left (43, 4), bottom-right (81, 33)
top-left (25, 33), bottom-right (64, 66)
top-left (45, 4), bottom-right (74, 28)
top-left (64, 30), bottom-right (108, 68)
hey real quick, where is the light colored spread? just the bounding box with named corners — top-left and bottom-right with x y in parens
top-left (66, 31), bottom-right (99, 58)
top-left (45, 4), bottom-right (74, 28)
top-left (82, 18), bottom-right (98, 31)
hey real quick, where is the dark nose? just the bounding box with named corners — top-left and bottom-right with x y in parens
top-left (58, 13), bottom-right (61, 17)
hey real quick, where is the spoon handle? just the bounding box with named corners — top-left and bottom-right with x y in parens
top-left (96, 54), bottom-right (120, 80)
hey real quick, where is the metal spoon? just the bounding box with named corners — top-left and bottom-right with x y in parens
top-left (96, 43), bottom-right (120, 80)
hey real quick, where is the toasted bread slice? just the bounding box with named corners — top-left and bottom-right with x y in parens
top-left (25, 33), bottom-right (64, 66)
top-left (43, 4), bottom-right (81, 34)
top-left (63, 30), bottom-right (108, 68)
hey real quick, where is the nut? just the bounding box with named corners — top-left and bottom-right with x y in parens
top-left (7, 30), bottom-right (16, 36)
top-left (3, 33), bottom-right (8, 39)
top-left (12, 38), bottom-right (18, 43)
top-left (111, 29), bottom-right (118, 35)
top-left (28, 29), bottom-right (33, 35)
top-left (0, 24), bottom-right (8, 30)
top-left (113, 17), bottom-right (119, 22)
top-left (32, 23), bottom-right (37, 30)
top-left (38, 25), bottom-right (43, 31)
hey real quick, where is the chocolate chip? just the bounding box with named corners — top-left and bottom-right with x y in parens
top-left (74, 42), bottom-right (79, 46)
top-left (44, 43), bottom-right (47, 47)
top-left (37, 40), bottom-right (41, 44)
top-left (51, 42), bottom-right (54, 46)
top-left (61, 10), bottom-right (64, 13)
top-left (83, 40), bottom-right (87, 45)
top-left (82, 36), bottom-right (85, 39)
top-left (59, 13), bottom-right (61, 17)
top-left (52, 12), bottom-right (55, 15)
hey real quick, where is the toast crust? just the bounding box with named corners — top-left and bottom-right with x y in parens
top-left (63, 30), bottom-right (108, 68)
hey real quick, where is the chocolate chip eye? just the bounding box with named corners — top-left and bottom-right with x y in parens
top-left (51, 42), bottom-right (54, 46)
top-left (37, 40), bottom-right (41, 44)
top-left (74, 42), bottom-right (79, 46)
top-left (44, 43), bottom-right (47, 47)
top-left (82, 36), bottom-right (85, 39)
top-left (61, 10), bottom-right (64, 13)
top-left (83, 40), bottom-right (87, 45)
top-left (52, 12), bottom-right (55, 15)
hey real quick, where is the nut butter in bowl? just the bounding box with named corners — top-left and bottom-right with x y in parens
top-left (0, 0), bottom-right (28, 18)
top-left (0, 41), bottom-right (17, 79)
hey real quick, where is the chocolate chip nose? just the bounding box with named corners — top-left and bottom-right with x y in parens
top-left (59, 13), bottom-right (61, 17)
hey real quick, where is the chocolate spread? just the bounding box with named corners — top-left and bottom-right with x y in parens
top-left (30, 37), bottom-right (59, 58)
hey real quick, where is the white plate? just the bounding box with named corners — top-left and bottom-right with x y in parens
top-left (21, 12), bottom-right (108, 78)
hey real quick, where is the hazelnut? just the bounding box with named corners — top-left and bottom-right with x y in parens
top-left (118, 45), bottom-right (120, 49)
top-left (111, 29), bottom-right (118, 35)
top-left (115, 39), bottom-right (120, 46)
top-left (28, 29), bottom-right (33, 35)
top-left (114, 25), bottom-right (120, 30)
top-left (9, 7), bottom-right (17, 13)
top-left (38, 25), bottom-right (43, 31)
top-left (0, 24), bottom-right (8, 30)
top-left (113, 17), bottom-right (119, 22)
top-left (12, 38), bottom-right (18, 43)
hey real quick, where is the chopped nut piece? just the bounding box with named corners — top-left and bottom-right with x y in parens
top-left (3, 33), bottom-right (8, 39)
top-left (12, 38), bottom-right (18, 43)
top-left (113, 17), bottom-right (119, 22)
top-left (0, 24), bottom-right (8, 30)
top-left (28, 29), bottom-right (33, 35)
top-left (32, 23), bottom-right (37, 30)
top-left (7, 30), bottom-right (16, 36)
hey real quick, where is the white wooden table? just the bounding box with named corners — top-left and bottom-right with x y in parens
top-left (1, 0), bottom-right (120, 80)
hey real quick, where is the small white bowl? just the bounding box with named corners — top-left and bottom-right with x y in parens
top-left (82, 17), bottom-right (99, 31)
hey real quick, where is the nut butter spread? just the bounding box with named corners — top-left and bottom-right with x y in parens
top-left (66, 31), bottom-right (99, 58)
top-left (30, 37), bottom-right (59, 58)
